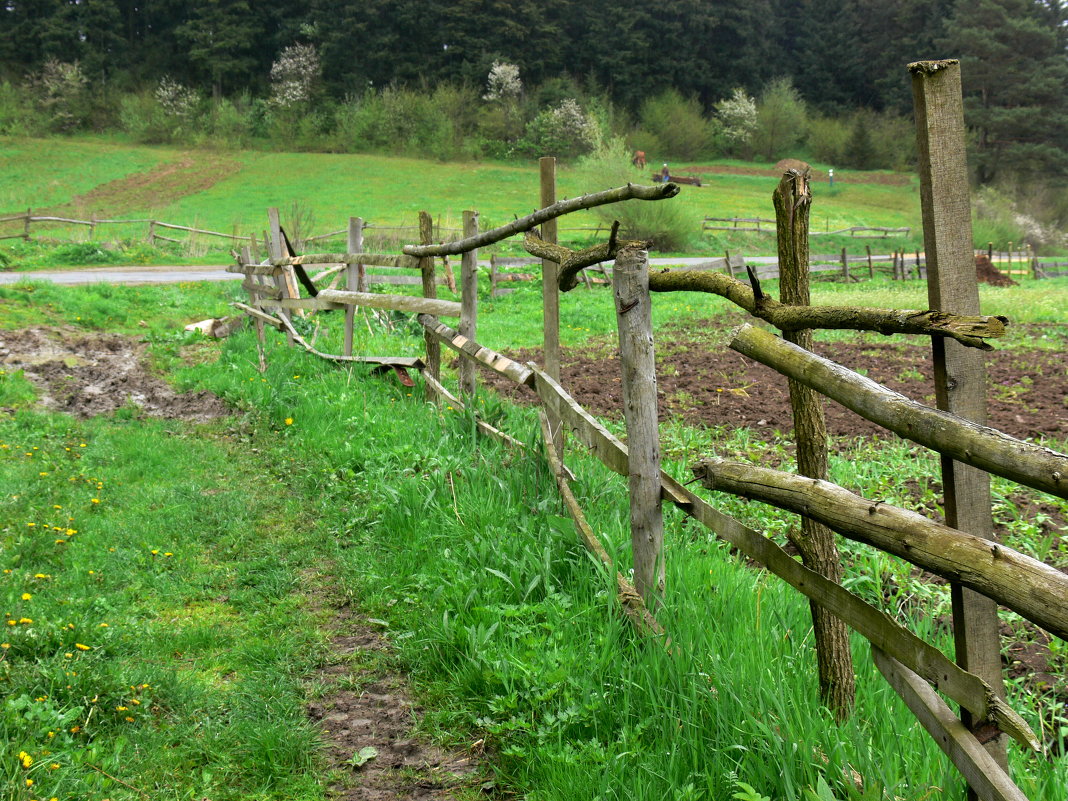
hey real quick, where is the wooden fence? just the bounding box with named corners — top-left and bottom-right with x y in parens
top-left (703, 215), bottom-right (911, 238)
top-left (222, 65), bottom-right (1064, 801)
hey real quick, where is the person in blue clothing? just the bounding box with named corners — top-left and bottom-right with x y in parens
top-left (660, 163), bottom-right (670, 183)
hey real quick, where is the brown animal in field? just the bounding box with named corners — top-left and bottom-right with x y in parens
top-left (632, 150), bottom-right (646, 168)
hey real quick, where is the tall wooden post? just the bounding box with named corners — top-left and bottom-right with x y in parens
top-left (23, 208), bottom-right (30, 240)
top-left (419, 211), bottom-right (440, 400)
top-left (241, 245), bottom-right (267, 371)
top-left (866, 244), bottom-right (874, 279)
top-left (910, 59), bottom-right (1008, 788)
top-left (459, 210), bottom-right (479, 397)
top-left (840, 246), bottom-right (850, 281)
top-left (613, 247), bottom-right (664, 606)
top-left (541, 156), bottom-right (563, 452)
top-left (774, 167), bottom-right (856, 721)
top-left (344, 216), bottom-right (364, 358)
top-left (266, 207), bottom-right (294, 345)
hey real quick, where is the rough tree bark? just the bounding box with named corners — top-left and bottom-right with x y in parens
top-left (774, 167), bottom-right (856, 721)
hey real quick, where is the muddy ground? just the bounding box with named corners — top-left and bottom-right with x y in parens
top-left (486, 322), bottom-right (1068, 443)
top-left (0, 326), bottom-right (229, 420)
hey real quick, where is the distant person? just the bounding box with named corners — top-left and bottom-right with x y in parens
top-left (828, 168), bottom-right (835, 187)
top-left (632, 150), bottom-right (646, 169)
top-left (660, 163), bottom-right (670, 183)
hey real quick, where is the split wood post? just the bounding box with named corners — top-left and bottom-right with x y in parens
top-left (242, 245), bottom-right (268, 371)
top-left (419, 210), bottom-right (440, 400)
top-left (910, 59), bottom-right (1008, 788)
top-left (1007, 242), bottom-right (1013, 273)
top-left (840, 246), bottom-right (850, 280)
top-left (773, 167), bottom-right (855, 722)
top-left (866, 244), bottom-right (874, 279)
top-left (343, 217), bottom-right (364, 358)
top-left (147, 220), bottom-right (156, 245)
top-left (88, 213), bottom-right (96, 242)
top-left (459, 210), bottom-right (479, 397)
top-left (1029, 244), bottom-right (1039, 281)
top-left (349, 217), bottom-right (366, 291)
top-left (23, 208), bottom-right (30, 240)
top-left (613, 246), bottom-right (664, 607)
top-left (541, 156), bottom-right (563, 454)
top-left (266, 207), bottom-right (294, 346)
top-left (724, 249), bottom-right (734, 278)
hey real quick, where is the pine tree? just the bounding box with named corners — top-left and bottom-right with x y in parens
top-left (940, 0), bottom-right (1068, 182)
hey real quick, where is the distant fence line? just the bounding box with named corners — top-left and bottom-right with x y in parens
top-left (703, 215), bottom-right (912, 238)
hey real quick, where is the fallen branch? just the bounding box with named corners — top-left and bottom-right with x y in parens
top-left (692, 457), bottom-right (1068, 642)
top-left (403, 183), bottom-right (679, 257)
top-left (646, 269), bottom-right (1007, 348)
top-left (524, 222), bottom-right (646, 291)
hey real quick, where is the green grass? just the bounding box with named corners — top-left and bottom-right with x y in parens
top-left (1, 136), bottom-right (927, 260)
top-left (2, 242), bottom-right (1066, 799)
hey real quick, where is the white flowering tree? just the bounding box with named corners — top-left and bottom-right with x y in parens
top-left (482, 61), bottom-right (522, 102)
top-left (270, 44), bottom-right (321, 109)
top-left (714, 87), bottom-right (758, 156)
top-left (522, 98), bottom-right (601, 159)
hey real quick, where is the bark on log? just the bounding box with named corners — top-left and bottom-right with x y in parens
top-left (525, 222), bottom-right (646, 291)
top-left (644, 269), bottom-right (1006, 348)
top-left (693, 458), bottom-right (1068, 641)
top-left (312, 289), bottom-right (461, 317)
top-left (403, 182), bottom-right (680, 257)
top-left (774, 166), bottom-right (855, 721)
top-left (729, 323), bottom-right (1068, 500)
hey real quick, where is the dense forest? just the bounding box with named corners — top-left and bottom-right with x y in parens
top-left (1, 0), bottom-right (1067, 193)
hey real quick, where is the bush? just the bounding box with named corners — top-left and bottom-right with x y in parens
top-left (515, 99), bottom-right (601, 160)
top-left (753, 77), bottom-right (807, 161)
top-left (635, 89), bottom-right (716, 161)
top-left (0, 81), bottom-right (47, 136)
top-left (576, 138), bottom-right (696, 251)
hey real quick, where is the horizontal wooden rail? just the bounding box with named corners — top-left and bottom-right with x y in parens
top-left (317, 289), bottom-right (460, 317)
top-left (693, 458), bottom-right (1068, 640)
top-left (729, 323), bottom-right (1068, 499)
top-left (873, 648), bottom-right (1029, 801)
top-left (526, 365), bottom-right (1037, 749)
top-left (418, 315), bottom-right (534, 386)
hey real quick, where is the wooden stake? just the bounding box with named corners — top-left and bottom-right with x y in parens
top-left (613, 247), bottom-right (664, 607)
top-left (419, 211), bottom-right (440, 400)
top-left (459, 210), bottom-right (479, 397)
top-left (541, 156), bottom-right (563, 454)
top-left (910, 58), bottom-right (1008, 784)
top-left (344, 217), bottom-right (364, 358)
top-left (774, 167), bottom-right (855, 721)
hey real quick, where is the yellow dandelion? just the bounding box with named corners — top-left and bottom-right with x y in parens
top-left (150, 550), bottom-right (158, 556)
top-left (21, 593), bottom-right (31, 600)
top-left (74, 643), bottom-right (89, 651)
top-left (69, 725), bottom-right (80, 733)
top-left (90, 498), bottom-right (100, 504)
top-left (20, 752), bottom-right (32, 767)
top-left (18, 617), bottom-right (32, 624)
top-left (25, 778), bottom-right (33, 786)
top-left (285, 417), bottom-right (294, 425)
top-left (124, 716), bottom-right (134, 722)
top-left (1, 643), bottom-right (9, 648)
top-left (50, 763), bottom-right (59, 770)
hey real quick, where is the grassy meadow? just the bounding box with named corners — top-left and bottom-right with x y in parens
top-left (2, 136), bottom-right (1067, 800)
top-left (0, 136), bottom-right (924, 267)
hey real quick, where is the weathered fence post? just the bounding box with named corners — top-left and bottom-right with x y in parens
top-left (419, 210), bottom-right (440, 400)
top-left (910, 59), bottom-right (1008, 789)
top-left (774, 166), bottom-right (856, 721)
top-left (613, 246), bottom-right (664, 606)
top-left (23, 208), bottom-right (30, 240)
top-left (541, 156), bottom-right (563, 453)
top-left (265, 207), bottom-right (295, 346)
top-left (459, 210), bottom-right (479, 397)
top-left (241, 245), bottom-right (268, 371)
top-left (840, 246), bottom-right (850, 281)
top-left (866, 244), bottom-right (874, 279)
top-left (147, 220), bottom-right (156, 245)
top-left (343, 216), bottom-right (365, 358)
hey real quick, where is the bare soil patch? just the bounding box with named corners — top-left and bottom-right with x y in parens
top-left (486, 325), bottom-right (1068, 443)
top-left (0, 327), bottom-right (228, 420)
top-left (55, 153), bottom-right (241, 218)
top-left (308, 594), bottom-right (485, 800)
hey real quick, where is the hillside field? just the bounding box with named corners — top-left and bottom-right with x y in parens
top-left (0, 137), bottom-right (921, 257)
